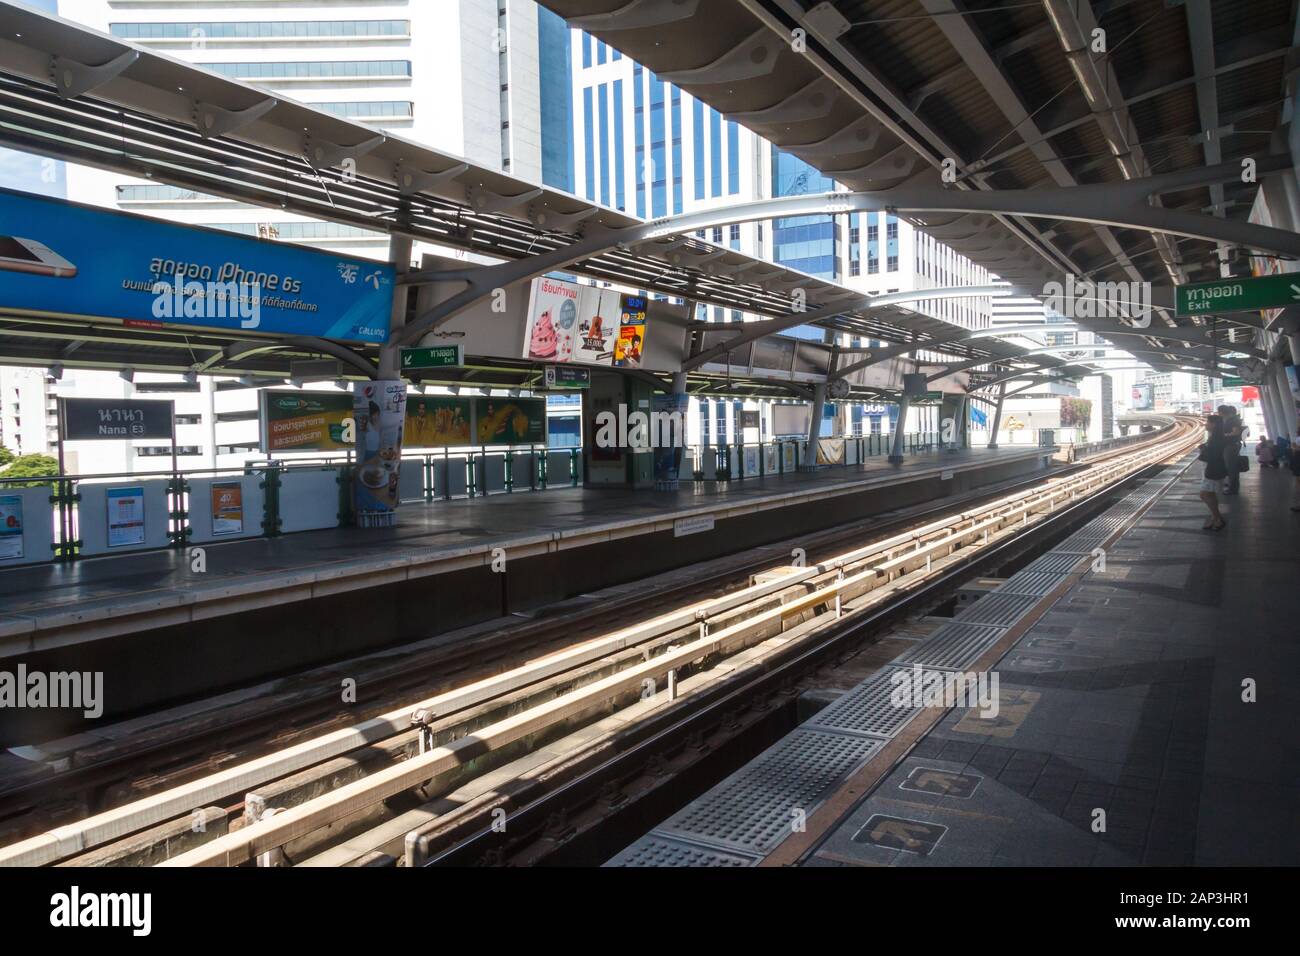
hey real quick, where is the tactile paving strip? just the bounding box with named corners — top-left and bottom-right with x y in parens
top-left (1024, 551), bottom-right (1086, 574)
top-left (997, 570), bottom-right (1065, 596)
top-left (606, 835), bottom-right (758, 867)
top-left (805, 666), bottom-right (922, 739)
top-left (894, 620), bottom-right (1007, 669)
top-left (954, 591), bottom-right (1042, 626)
top-left (654, 728), bottom-right (883, 858)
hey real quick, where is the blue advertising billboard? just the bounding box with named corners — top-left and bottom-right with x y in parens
top-left (0, 187), bottom-right (393, 343)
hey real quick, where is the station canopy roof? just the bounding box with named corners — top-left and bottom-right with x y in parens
top-left (0, 1), bottom-right (1198, 395)
top-left (537, 0), bottom-right (1297, 383)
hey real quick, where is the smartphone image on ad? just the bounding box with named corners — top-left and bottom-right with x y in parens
top-left (0, 236), bottom-right (78, 277)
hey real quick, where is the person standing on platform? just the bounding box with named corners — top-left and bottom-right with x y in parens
top-left (1199, 414), bottom-right (1228, 531)
top-left (1256, 436), bottom-right (1279, 469)
top-left (1276, 432), bottom-right (1291, 468)
top-left (1218, 405), bottom-right (1244, 496)
top-left (1290, 432), bottom-right (1300, 512)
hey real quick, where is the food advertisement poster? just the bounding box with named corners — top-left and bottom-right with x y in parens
top-left (474, 398), bottom-right (547, 446)
top-left (404, 396), bottom-right (472, 448)
top-left (210, 481), bottom-right (244, 536)
top-left (523, 277), bottom-right (620, 366)
top-left (260, 390), bottom-right (354, 454)
top-left (106, 486), bottom-right (146, 548)
top-left (0, 495), bottom-right (23, 561)
top-left (613, 294), bottom-right (647, 369)
top-left (353, 380), bottom-right (407, 519)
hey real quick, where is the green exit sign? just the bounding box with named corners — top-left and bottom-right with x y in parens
top-left (1176, 273), bottom-right (1300, 317)
top-left (401, 345), bottom-right (463, 370)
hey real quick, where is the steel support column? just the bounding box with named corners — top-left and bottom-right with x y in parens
top-left (889, 395), bottom-right (910, 464)
top-left (987, 382), bottom-right (1007, 449)
top-left (802, 382), bottom-right (826, 471)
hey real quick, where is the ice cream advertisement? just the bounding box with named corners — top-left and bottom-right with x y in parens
top-left (523, 277), bottom-right (623, 366)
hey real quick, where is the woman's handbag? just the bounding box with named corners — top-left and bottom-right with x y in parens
top-left (1238, 455), bottom-right (1250, 472)
top-left (1197, 444), bottom-right (1210, 463)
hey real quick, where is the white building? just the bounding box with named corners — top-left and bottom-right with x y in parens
top-left (59, 0), bottom-right (573, 262)
top-left (1, 0), bottom-right (577, 476)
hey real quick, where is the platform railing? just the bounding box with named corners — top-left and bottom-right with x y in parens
top-left (688, 431), bottom-right (954, 480)
top-left (0, 445), bottom-right (583, 570)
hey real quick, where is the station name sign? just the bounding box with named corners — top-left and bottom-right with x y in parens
top-left (60, 397), bottom-right (174, 441)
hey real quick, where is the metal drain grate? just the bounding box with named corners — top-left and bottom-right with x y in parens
top-left (656, 728), bottom-right (882, 857)
top-left (955, 592), bottom-right (1042, 626)
top-left (1025, 551), bottom-right (1086, 574)
top-left (806, 666), bottom-right (922, 739)
top-left (895, 621), bottom-right (1006, 669)
top-left (605, 835), bottom-right (758, 867)
top-left (997, 571), bottom-right (1065, 596)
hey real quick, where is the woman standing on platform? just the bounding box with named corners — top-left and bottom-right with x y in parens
top-left (1199, 414), bottom-right (1228, 531)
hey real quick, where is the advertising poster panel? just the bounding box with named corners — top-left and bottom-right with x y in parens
top-left (0, 187), bottom-right (393, 343)
top-left (260, 391), bottom-right (355, 454)
top-left (0, 495), bottom-right (23, 561)
top-left (1131, 383), bottom-right (1154, 411)
top-left (353, 381), bottom-right (407, 524)
top-left (817, 438), bottom-right (846, 465)
top-left (523, 277), bottom-right (621, 366)
top-left (210, 482), bottom-right (244, 536)
top-left (614, 294), bottom-right (648, 369)
top-left (106, 486), bottom-right (146, 548)
top-left (652, 393), bottom-right (689, 487)
top-left (474, 398), bottom-right (547, 446)
top-left (404, 396), bottom-right (472, 447)
top-left (263, 391), bottom-right (485, 453)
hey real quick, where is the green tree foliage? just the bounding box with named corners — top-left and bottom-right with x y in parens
top-left (0, 445), bottom-right (15, 468)
top-left (0, 453), bottom-right (60, 489)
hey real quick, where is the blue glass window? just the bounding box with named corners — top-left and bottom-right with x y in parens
top-left (633, 65), bottom-right (645, 218)
top-left (709, 109), bottom-right (722, 197)
top-left (613, 79), bottom-right (625, 211)
top-left (692, 99), bottom-right (705, 201)
top-left (583, 87), bottom-right (595, 201)
top-left (650, 73), bottom-right (666, 217)
top-left (727, 122), bottom-right (740, 194)
top-left (597, 83), bottom-right (610, 206)
top-left (671, 87), bottom-right (683, 214)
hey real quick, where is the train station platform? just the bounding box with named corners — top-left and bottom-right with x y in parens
top-left (0, 444), bottom-right (1052, 734)
top-left (611, 453), bottom-right (1300, 867)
